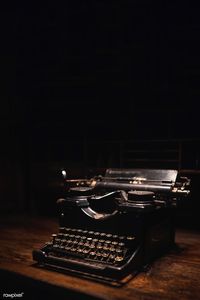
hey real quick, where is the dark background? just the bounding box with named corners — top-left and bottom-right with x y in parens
top-left (1, 2), bottom-right (200, 229)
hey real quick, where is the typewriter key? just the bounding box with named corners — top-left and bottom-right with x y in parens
top-left (102, 252), bottom-right (109, 258)
top-left (127, 236), bottom-right (135, 240)
top-left (119, 242), bottom-right (125, 247)
top-left (112, 241), bottom-right (118, 245)
top-left (115, 256), bottom-right (124, 262)
top-left (103, 245), bottom-right (109, 250)
top-left (106, 234), bottom-right (112, 238)
top-left (110, 247), bottom-right (115, 252)
top-left (65, 246), bottom-right (71, 250)
top-left (109, 254), bottom-right (115, 260)
top-left (94, 232), bottom-right (100, 236)
top-left (100, 233), bottom-right (106, 237)
top-left (105, 240), bottom-right (111, 244)
top-left (83, 249), bottom-right (90, 254)
top-left (116, 249), bottom-right (123, 253)
top-left (51, 234), bottom-right (57, 242)
top-left (88, 231), bottom-right (94, 234)
top-left (89, 251), bottom-right (96, 257)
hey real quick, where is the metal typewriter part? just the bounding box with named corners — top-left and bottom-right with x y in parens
top-left (32, 169), bottom-right (190, 285)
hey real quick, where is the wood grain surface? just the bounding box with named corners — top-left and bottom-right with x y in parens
top-left (0, 215), bottom-right (200, 300)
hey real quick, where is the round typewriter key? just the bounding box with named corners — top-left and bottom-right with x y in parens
top-left (90, 251), bottom-right (96, 256)
top-left (97, 244), bottom-right (103, 249)
top-left (76, 235), bottom-right (80, 239)
top-left (127, 236), bottom-right (135, 240)
top-left (83, 230), bottom-right (88, 234)
top-left (112, 241), bottom-right (118, 245)
top-left (77, 229), bottom-right (82, 232)
top-left (100, 233), bottom-right (106, 236)
top-left (94, 232), bottom-right (100, 236)
top-left (103, 245), bottom-right (109, 250)
top-left (93, 239), bottom-right (98, 243)
top-left (105, 240), bottom-right (111, 244)
top-left (83, 249), bottom-right (90, 254)
top-left (116, 249), bottom-right (123, 253)
top-left (102, 252), bottom-right (109, 258)
top-left (78, 241), bottom-right (84, 246)
top-left (115, 256), bottom-right (124, 262)
top-left (99, 239), bottom-right (105, 243)
top-left (89, 244), bottom-right (95, 248)
top-left (87, 237), bottom-right (92, 241)
top-left (119, 236), bottom-right (125, 240)
top-left (106, 234), bottom-right (112, 238)
top-left (113, 235), bottom-right (118, 239)
top-left (77, 248), bottom-right (83, 252)
top-left (51, 234), bottom-right (57, 243)
top-left (119, 242), bottom-right (125, 247)
top-left (88, 231), bottom-right (94, 234)
top-left (71, 248), bottom-right (76, 252)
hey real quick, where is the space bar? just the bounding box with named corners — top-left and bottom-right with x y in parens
top-left (48, 254), bottom-right (106, 270)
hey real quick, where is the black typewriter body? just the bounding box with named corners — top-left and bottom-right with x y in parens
top-left (32, 169), bottom-right (190, 284)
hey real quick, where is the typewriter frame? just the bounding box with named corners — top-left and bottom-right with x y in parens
top-left (32, 169), bottom-right (190, 285)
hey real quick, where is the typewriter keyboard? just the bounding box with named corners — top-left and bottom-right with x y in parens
top-left (47, 227), bottom-right (135, 265)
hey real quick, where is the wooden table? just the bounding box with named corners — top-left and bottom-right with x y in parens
top-left (0, 215), bottom-right (200, 300)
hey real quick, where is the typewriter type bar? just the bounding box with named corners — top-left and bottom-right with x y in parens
top-left (32, 169), bottom-right (190, 284)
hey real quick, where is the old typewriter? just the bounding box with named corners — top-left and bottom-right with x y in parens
top-left (32, 169), bottom-right (190, 285)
